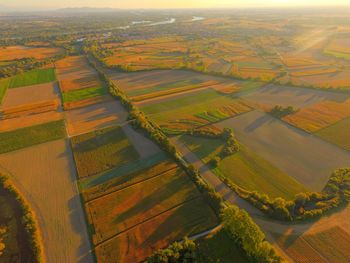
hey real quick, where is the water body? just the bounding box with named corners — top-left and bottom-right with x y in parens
top-left (131, 20), bottom-right (151, 25)
top-left (192, 16), bottom-right (205, 21)
top-left (148, 18), bottom-right (176, 26)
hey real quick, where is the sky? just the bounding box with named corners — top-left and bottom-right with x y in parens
top-left (1, 0), bottom-right (350, 9)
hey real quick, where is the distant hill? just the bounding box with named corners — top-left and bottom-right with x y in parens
top-left (57, 7), bottom-right (120, 13)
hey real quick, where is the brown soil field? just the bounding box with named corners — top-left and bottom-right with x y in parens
top-left (0, 82), bottom-right (61, 110)
top-left (56, 56), bottom-right (102, 92)
top-left (94, 197), bottom-right (218, 263)
top-left (239, 83), bottom-right (350, 109)
top-left (0, 46), bottom-right (63, 61)
top-left (326, 38), bottom-right (350, 54)
top-left (65, 100), bottom-right (128, 136)
top-left (0, 139), bottom-right (93, 262)
top-left (290, 68), bottom-right (338, 77)
top-left (0, 101), bottom-right (59, 120)
top-left (215, 110), bottom-right (350, 191)
top-left (283, 99), bottom-right (350, 132)
top-left (63, 95), bottom-right (113, 110)
top-left (0, 111), bottom-right (63, 132)
top-left (291, 71), bottom-right (350, 89)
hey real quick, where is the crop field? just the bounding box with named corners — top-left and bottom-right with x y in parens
top-left (324, 38), bottom-right (350, 59)
top-left (0, 68), bottom-right (56, 92)
top-left (0, 139), bottom-right (93, 262)
top-left (65, 100), bottom-right (128, 136)
top-left (63, 95), bottom-right (113, 110)
top-left (62, 86), bottom-right (107, 103)
top-left (0, 82), bottom-right (60, 110)
top-left (283, 99), bottom-right (350, 132)
top-left (180, 135), bottom-right (307, 199)
top-left (239, 83), bottom-right (350, 109)
top-left (71, 126), bottom-right (139, 178)
top-left (56, 56), bottom-right (103, 92)
top-left (215, 110), bottom-right (350, 191)
top-left (273, 226), bottom-right (350, 263)
top-left (0, 111), bottom-right (63, 132)
top-left (0, 120), bottom-right (65, 154)
top-left (0, 45), bottom-right (62, 61)
top-left (316, 117), bottom-right (350, 151)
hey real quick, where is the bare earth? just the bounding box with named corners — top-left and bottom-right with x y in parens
top-left (215, 110), bottom-right (350, 191)
top-left (1, 82), bottom-right (61, 110)
top-left (0, 139), bottom-right (93, 263)
top-left (65, 100), bottom-right (128, 137)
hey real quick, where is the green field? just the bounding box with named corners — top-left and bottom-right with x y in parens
top-left (317, 117), bottom-right (350, 151)
top-left (324, 49), bottom-right (350, 60)
top-left (71, 126), bottom-right (139, 178)
top-left (235, 61), bottom-right (273, 69)
top-left (141, 89), bottom-right (238, 123)
top-left (62, 86), bottom-right (107, 103)
top-left (0, 120), bottom-right (66, 154)
top-left (181, 135), bottom-right (307, 199)
top-left (196, 229), bottom-right (249, 263)
top-left (0, 68), bottom-right (56, 91)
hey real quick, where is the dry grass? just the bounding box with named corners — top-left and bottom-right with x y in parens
top-left (0, 140), bottom-right (93, 262)
top-left (283, 99), bottom-right (350, 132)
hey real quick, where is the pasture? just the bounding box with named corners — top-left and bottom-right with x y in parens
top-left (71, 126), bottom-right (139, 178)
top-left (215, 110), bottom-right (350, 191)
top-left (0, 120), bottom-right (65, 154)
top-left (65, 100), bottom-right (128, 136)
top-left (0, 139), bottom-right (93, 262)
top-left (62, 86), bottom-right (107, 103)
top-left (180, 135), bottom-right (307, 199)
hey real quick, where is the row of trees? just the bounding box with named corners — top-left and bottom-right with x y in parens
top-left (0, 173), bottom-right (44, 262)
top-left (269, 105), bottom-right (296, 119)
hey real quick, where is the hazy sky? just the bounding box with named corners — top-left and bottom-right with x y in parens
top-left (2, 0), bottom-right (350, 9)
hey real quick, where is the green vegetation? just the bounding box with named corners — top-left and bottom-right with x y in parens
top-left (196, 229), bottom-right (249, 263)
top-left (71, 125), bottom-right (139, 178)
top-left (0, 68), bottom-right (56, 90)
top-left (317, 117), bottom-right (350, 151)
top-left (235, 61), bottom-right (273, 69)
top-left (181, 135), bottom-right (307, 199)
top-left (324, 49), bottom-right (350, 60)
top-left (0, 173), bottom-right (43, 262)
top-left (221, 205), bottom-right (281, 263)
top-left (269, 105), bottom-right (297, 118)
top-left (62, 86), bottom-right (107, 103)
top-left (0, 83), bottom-right (6, 104)
top-left (0, 120), bottom-right (66, 154)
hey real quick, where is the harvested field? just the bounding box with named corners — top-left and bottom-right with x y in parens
top-left (62, 86), bottom-right (107, 103)
top-left (215, 110), bottom-right (350, 191)
top-left (0, 45), bottom-right (62, 61)
top-left (94, 197), bottom-right (217, 263)
top-left (0, 120), bottom-right (66, 154)
top-left (0, 82), bottom-right (61, 110)
top-left (0, 111), bottom-right (63, 133)
top-left (65, 100), bottom-right (128, 137)
top-left (0, 139), bottom-right (93, 262)
top-left (71, 126), bottom-right (139, 178)
top-left (317, 117), bottom-right (350, 151)
top-left (63, 95), bottom-right (113, 110)
top-left (239, 83), bottom-right (350, 109)
top-left (59, 76), bottom-right (102, 92)
top-left (283, 99), bottom-right (350, 132)
top-left (0, 68), bottom-right (56, 90)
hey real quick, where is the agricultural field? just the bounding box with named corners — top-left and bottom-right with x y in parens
top-left (215, 110), bottom-right (350, 191)
top-left (282, 99), bottom-right (350, 133)
top-left (0, 45), bottom-right (63, 61)
top-left (71, 126), bottom-right (139, 178)
top-left (65, 100), bottom-right (128, 136)
top-left (0, 139), bottom-right (93, 262)
top-left (0, 120), bottom-right (66, 154)
top-left (180, 135), bottom-right (307, 199)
